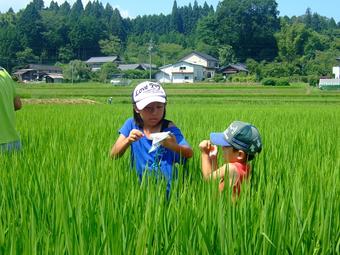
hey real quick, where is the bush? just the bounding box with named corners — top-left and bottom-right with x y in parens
top-left (213, 74), bottom-right (225, 83)
top-left (262, 78), bottom-right (276, 86)
top-left (261, 77), bottom-right (290, 86)
top-left (308, 75), bottom-right (319, 87)
top-left (276, 78), bottom-right (290, 86)
top-left (231, 74), bottom-right (257, 83)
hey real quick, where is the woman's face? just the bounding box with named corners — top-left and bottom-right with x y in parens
top-left (138, 102), bottom-right (165, 126)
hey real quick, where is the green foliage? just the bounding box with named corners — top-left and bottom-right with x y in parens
top-left (261, 77), bottom-right (290, 86)
top-left (215, 0), bottom-right (279, 61)
top-left (15, 48), bottom-right (38, 66)
top-left (230, 74), bottom-right (257, 83)
top-left (63, 59), bottom-right (91, 82)
top-left (213, 73), bottom-right (224, 82)
top-left (96, 62), bottom-right (119, 83)
top-left (16, 2), bottom-right (45, 55)
top-left (308, 75), bottom-right (320, 86)
top-left (218, 45), bottom-right (236, 66)
top-left (122, 69), bottom-right (151, 79)
top-left (0, 87), bottom-right (339, 253)
top-left (99, 35), bottom-right (122, 56)
top-left (58, 45), bottom-right (74, 63)
top-left (0, 0), bottom-right (338, 78)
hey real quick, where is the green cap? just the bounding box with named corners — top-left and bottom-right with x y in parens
top-left (210, 121), bottom-right (262, 155)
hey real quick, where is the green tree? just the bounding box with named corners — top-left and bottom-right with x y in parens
top-left (218, 45), bottom-right (236, 66)
top-left (99, 35), bottom-right (122, 56)
top-left (170, 0), bottom-right (183, 33)
top-left (63, 60), bottom-right (91, 82)
top-left (17, 2), bottom-right (46, 55)
top-left (16, 48), bottom-right (38, 66)
top-left (158, 43), bottom-right (184, 64)
top-left (215, 0), bottom-right (279, 61)
top-left (0, 12), bottom-right (21, 69)
top-left (97, 62), bottom-right (119, 82)
top-left (194, 14), bottom-right (218, 56)
top-left (276, 22), bottom-right (310, 62)
top-left (58, 45), bottom-right (74, 63)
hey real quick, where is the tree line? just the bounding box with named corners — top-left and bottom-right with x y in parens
top-left (0, 0), bottom-right (339, 81)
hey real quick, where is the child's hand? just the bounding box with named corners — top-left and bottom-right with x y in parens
top-left (127, 129), bottom-right (144, 143)
top-left (160, 134), bottom-right (177, 150)
top-left (199, 140), bottom-right (212, 153)
top-left (199, 140), bottom-right (218, 158)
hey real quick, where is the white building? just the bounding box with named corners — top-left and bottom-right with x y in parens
top-left (319, 57), bottom-right (340, 89)
top-left (179, 51), bottom-right (219, 78)
top-left (333, 66), bottom-right (340, 79)
top-left (155, 61), bottom-right (205, 83)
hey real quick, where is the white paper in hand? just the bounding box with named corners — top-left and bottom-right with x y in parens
top-left (209, 145), bottom-right (218, 157)
top-left (149, 131), bottom-right (171, 153)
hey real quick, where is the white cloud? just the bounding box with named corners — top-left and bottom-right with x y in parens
top-left (111, 5), bottom-right (132, 19)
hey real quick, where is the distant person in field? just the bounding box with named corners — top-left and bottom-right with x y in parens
top-left (111, 81), bottom-right (193, 193)
top-left (199, 121), bottom-right (262, 196)
top-left (0, 67), bottom-right (22, 153)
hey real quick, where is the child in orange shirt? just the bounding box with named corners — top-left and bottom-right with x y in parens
top-left (199, 121), bottom-right (262, 195)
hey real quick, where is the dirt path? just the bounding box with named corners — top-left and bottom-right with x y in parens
top-left (22, 98), bottom-right (98, 105)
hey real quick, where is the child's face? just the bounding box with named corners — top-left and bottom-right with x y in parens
top-left (138, 102), bottom-right (165, 127)
top-left (222, 146), bottom-right (239, 163)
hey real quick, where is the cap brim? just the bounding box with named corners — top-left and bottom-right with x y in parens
top-left (210, 132), bottom-right (232, 147)
top-left (136, 96), bottom-right (166, 110)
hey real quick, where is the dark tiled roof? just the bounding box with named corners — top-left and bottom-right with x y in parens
top-left (13, 69), bottom-right (35, 75)
top-left (219, 63), bottom-right (248, 72)
top-left (28, 64), bottom-right (61, 72)
top-left (118, 64), bottom-right (141, 70)
top-left (86, 56), bottom-right (118, 63)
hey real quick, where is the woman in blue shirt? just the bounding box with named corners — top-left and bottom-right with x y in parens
top-left (111, 81), bottom-right (193, 191)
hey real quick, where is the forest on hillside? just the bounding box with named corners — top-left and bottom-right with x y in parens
top-left (0, 0), bottom-right (339, 81)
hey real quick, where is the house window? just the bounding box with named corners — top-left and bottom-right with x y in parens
top-left (180, 66), bottom-right (186, 70)
top-left (184, 76), bottom-right (189, 80)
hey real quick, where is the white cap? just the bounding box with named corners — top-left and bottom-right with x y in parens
top-left (132, 81), bottom-right (166, 110)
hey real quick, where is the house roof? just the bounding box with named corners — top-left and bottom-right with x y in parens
top-left (159, 64), bottom-right (173, 70)
top-left (181, 51), bottom-right (218, 62)
top-left (86, 56), bottom-right (118, 63)
top-left (140, 63), bottom-right (157, 69)
top-left (219, 63), bottom-right (248, 72)
top-left (13, 69), bottom-right (35, 75)
top-left (118, 64), bottom-right (141, 71)
top-left (28, 64), bottom-right (61, 72)
top-left (45, 73), bottom-right (64, 79)
top-left (118, 63), bottom-right (157, 71)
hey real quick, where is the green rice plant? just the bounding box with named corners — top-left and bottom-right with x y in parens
top-left (0, 95), bottom-right (339, 254)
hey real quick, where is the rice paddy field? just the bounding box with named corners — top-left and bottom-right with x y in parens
top-left (0, 82), bottom-right (339, 254)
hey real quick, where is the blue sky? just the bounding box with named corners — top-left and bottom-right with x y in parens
top-left (1, 0), bottom-right (339, 22)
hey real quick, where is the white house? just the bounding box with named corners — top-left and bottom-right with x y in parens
top-left (155, 61), bottom-right (205, 83)
top-left (179, 51), bottom-right (219, 78)
top-left (319, 57), bottom-right (340, 90)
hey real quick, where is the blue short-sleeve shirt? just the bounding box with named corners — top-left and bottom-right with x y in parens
top-left (119, 118), bottom-right (190, 184)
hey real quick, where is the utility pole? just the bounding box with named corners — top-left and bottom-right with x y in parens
top-left (148, 39), bottom-right (154, 80)
top-left (71, 62), bottom-right (74, 85)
